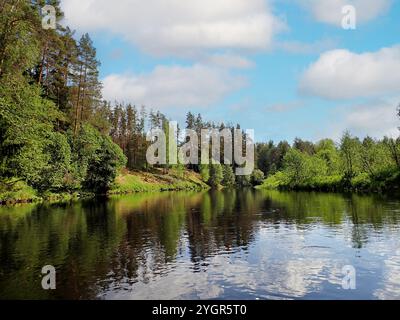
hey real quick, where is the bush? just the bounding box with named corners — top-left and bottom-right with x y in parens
top-left (69, 125), bottom-right (126, 193)
top-left (351, 173), bottom-right (372, 191)
top-left (35, 132), bottom-right (72, 192)
top-left (0, 179), bottom-right (38, 203)
top-left (251, 169), bottom-right (265, 186)
top-left (236, 174), bottom-right (252, 187)
top-left (83, 136), bottom-right (127, 194)
top-left (258, 171), bottom-right (288, 189)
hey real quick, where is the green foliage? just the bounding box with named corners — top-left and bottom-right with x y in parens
top-left (315, 139), bottom-right (340, 175)
top-left (259, 131), bottom-right (400, 193)
top-left (1, 1), bottom-right (399, 202)
top-left (282, 149), bottom-right (327, 188)
top-left (0, 179), bottom-right (39, 204)
top-left (258, 171), bottom-right (288, 189)
top-left (340, 131), bottom-right (362, 182)
top-left (351, 173), bottom-right (372, 191)
top-left (236, 174), bottom-right (252, 188)
top-left (199, 164), bottom-right (210, 182)
top-left (83, 138), bottom-right (126, 194)
top-left (256, 140), bottom-right (290, 176)
top-left (293, 138), bottom-right (315, 155)
top-left (208, 164), bottom-right (223, 188)
top-left (71, 125), bottom-right (126, 193)
top-left (251, 169), bottom-right (264, 186)
top-left (173, 163), bottom-right (186, 178)
top-left (110, 171), bottom-right (209, 194)
top-left (361, 137), bottom-right (394, 177)
top-left (0, 1), bottom-right (42, 79)
top-left (222, 165), bottom-right (236, 187)
top-left (0, 82), bottom-right (65, 188)
top-left (36, 132), bottom-right (72, 192)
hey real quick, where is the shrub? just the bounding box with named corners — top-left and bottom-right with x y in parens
top-left (251, 169), bottom-right (265, 186)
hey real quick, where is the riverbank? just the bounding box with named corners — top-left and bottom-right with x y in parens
top-left (0, 169), bottom-right (209, 205)
top-left (257, 170), bottom-right (400, 193)
top-left (109, 169), bottom-right (209, 194)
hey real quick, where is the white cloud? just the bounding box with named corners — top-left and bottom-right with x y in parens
top-left (329, 98), bottom-right (400, 140)
top-left (344, 100), bottom-right (399, 138)
top-left (298, 0), bottom-right (391, 26)
top-left (299, 46), bottom-right (400, 100)
top-left (202, 53), bottom-right (254, 69)
top-left (61, 0), bottom-right (283, 56)
top-left (275, 39), bottom-right (338, 55)
top-left (102, 64), bottom-right (247, 110)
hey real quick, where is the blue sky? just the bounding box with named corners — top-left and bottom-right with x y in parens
top-left (61, 0), bottom-right (400, 143)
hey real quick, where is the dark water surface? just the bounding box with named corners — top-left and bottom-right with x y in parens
top-left (0, 190), bottom-right (400, 300)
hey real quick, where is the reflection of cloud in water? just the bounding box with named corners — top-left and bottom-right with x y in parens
top-left (372, 246), bottom-right (400, 300)
top-left (252, 229), bottom-right (343, 298)
top-left (102, 226), bottom-right (345, 300)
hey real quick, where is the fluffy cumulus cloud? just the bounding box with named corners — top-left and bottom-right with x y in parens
top-left (343, 100), bottom-right (400, 138)
top-left (102, 64), bottom-right (247, 109)
top-left (329, 98), bottom-right (400, 139)
top-left (61, 0), bottom-right (282, 56)
top-left (299, 46), bottom-right (400, 100)
top-left (298, 0), bottom-right (391, 26)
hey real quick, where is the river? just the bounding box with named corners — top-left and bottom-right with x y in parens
top-left (0, 190), bottom-right (399, 300)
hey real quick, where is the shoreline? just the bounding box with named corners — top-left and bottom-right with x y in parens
top-left (0, 170), bottom-right (210, 206)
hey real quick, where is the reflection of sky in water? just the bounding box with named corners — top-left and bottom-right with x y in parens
top-left (1, 190), bottom-right (400, 300)
top-left (100, 221), bottom-right (400, 300)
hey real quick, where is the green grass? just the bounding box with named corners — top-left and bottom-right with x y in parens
top-left (109, 169), bottom-right (209, 194)
top-left (0, 179), bottom-right (40, 204)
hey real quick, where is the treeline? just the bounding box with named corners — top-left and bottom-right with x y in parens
top-left (258, 130), bottom-right (400, 192)
top-left (108, 105), bottom-right (263, 188)
top-left (1, 2), bottom-right (399, 199)
top-left (0, 1), bottom-right (126, 196)
top-left (0, 1), bottom-right (254, 198)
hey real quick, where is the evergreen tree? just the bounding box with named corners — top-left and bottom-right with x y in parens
top-left (209, 164), bottom-right (223, 188)
top-left (71, 33), bottom-right (102, 135)
top-left (222, 165), bottom-right (236, 187)
top-left (186, 112), bottom-right (195, 129)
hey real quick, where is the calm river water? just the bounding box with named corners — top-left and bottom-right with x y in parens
top-left (0, 190), bottom-right (400, 300)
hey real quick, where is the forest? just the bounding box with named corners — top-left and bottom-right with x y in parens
top-left (1, 1), bottom-right (400, 204)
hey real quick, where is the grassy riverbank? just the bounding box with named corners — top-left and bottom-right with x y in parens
top-left (0, 169), bottom-right (209, 205)
top-left (256, 170), bottom-right (400, 193)
top-left (109, 169), bottom-right (209, 194)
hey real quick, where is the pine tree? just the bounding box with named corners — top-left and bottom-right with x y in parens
top-left (186, 112), bottom-right (195, 129)
top-left (71, 33), bottom-right (102, 135)
top-left (222, 165), bottom-right (236, 187)
top-left (209, 164), bottom-right (223, 188)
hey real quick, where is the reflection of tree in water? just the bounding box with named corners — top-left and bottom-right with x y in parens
top-left (260, 190), bottom-right (399, 227)
top-left (347, 197), bottom-right (369, 249)
top-left (186, 190), bottom-right (260, 270)
top-left (1, 190), bottom-right (399, 299)
top-left (0, 200), bottom-right (126, 299)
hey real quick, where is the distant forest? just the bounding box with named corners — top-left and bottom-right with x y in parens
top-left (1, 1), bottom-right (400, 199)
